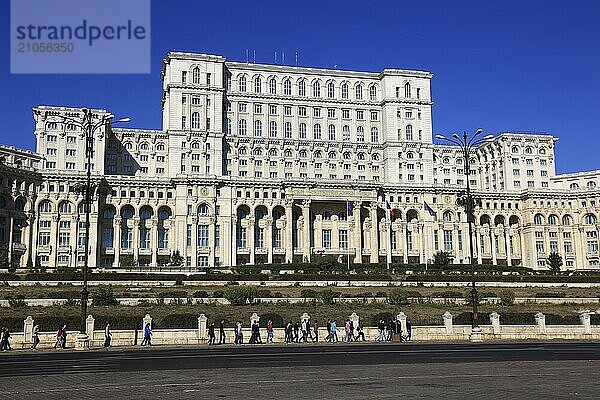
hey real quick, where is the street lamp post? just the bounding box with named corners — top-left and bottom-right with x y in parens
top-left (435, 129), bottom-right (493, 342)
top-left (51, 108), bottom-right (129, 347)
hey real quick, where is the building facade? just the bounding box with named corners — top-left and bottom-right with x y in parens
top-left (1, 52), bottom-right (599, 271)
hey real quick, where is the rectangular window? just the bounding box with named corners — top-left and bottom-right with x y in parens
top-left (322, 229), bottom-right (332, 249)
top-left (58, 232), bottom-right (70, 247)
top-left (237, 227), bottom-right (247, 248)
top-left (186, 224), bottom-right (192, 246)
top-left (198, 255), bottom-right (209, 267)
top-left (38, 232), bottom-right (51, 246)
top-left (140, 228), bottom-right (150, 249)
top-left (255, 227), bottom-right (264, 248)
top-left (198, 225), bottom-right (209, 247)
top-left (536, 241), bottom-right (545, 253)
top-left (78, 232), bottom-right (86, 247)
top-left (215, 225), bottom-right (220, 247)
top-left (158, 229), bottom-right (169, 249)
top-left (444, 230), bottom-right (453, 251)
top-left (121, 227), bottom-right (132, 249)
top-left (273, 228), bottom-right (282, 248)
top-left (406, 231), bottom-right (413, 251)
top-left (339, 229), bottom-right (348, 250)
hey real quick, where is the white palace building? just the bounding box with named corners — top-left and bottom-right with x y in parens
top-left (1, 52), bottom-right (599, 271)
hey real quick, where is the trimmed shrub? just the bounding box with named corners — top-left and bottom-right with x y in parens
top-left (192, 290), bottom-right (209, 298)
top-left (91, 286), bottom-right (119, 306)
top-left (499, 290), bottom-right (515, 306)
top-left (159, 313), bottom-right (198, 329)
top-left (213, 290), bottom-right (225, 298)
top-left (319, 289), bottom-right (340, 305)
top-left (300, 289), bottom-right (317, 298)
top-left (6, 295), bottom-right (26, 308)
top-left (224, 286), bottom-right (259, 306)
top-left (257, 289), bottom-right (272, 298)
top-left (387, 288), bottom-right (410, 305)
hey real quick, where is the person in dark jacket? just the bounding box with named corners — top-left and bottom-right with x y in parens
top-left (219, 320), bottom-right (226, 344)
top-left (208, 322), bottom-right (216, 345)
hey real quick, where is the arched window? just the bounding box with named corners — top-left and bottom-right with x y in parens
top-left (313, 124), bottom-right (322, 140)
top-left (341, 82), bottom-right (348, 99)
top-left (298, 80), bottom-right (306, 96)
top-left (140, 208), bottom-right (152, 220)
top-left (357, 153), bottom-right (365, 161)
top-left (406, 152), bottom-right (414, 159)
top-left (525, 147), bottom-right (533, 154)
top-left (355, 84), bottom-right (363, 100)
top-left (284, 149), bottom-right (293, 157)
top-left (254, 120), bottom-right (262, 136)
top-left (511, 146), bottom-right (519, 153)
top-left (58, 201), bottom-right (72, 214)
top-left (372, 153), bottom-right (380, 161)
top-left (342, 125), bottom-right (350, 141)
top-left (327, 82), bottom-right (335, 98)
top-left (192, 67), bottom-right (200, 84)
top-left (406, 124), bottom-right (413, 140)
top-left (124, 142), bottom-right (133, 150)
top-left (299, 150), bottom-right (307, 158)
top-left (343, 152), bottom-right (351, 160)
top-left (158, 209), bottom-right (171, 220)
top-left (269, 121), bottom-right (278, 138)
top-left (253, 76), bottom-right (262, 93)
top-left (198, 204), bottom-right (210, 216)
top-left (587, 181), bottom-right (597, 190)
top-left (570, 183), bottom-right (579, 190)
top-left (539, 147), bottom-right (547, 155)
top-left (443, 211), bottom-right (453, 222)
top-left (312, 81), bottom-right (321, 97)
top-left (562, 215), bottom-right (573, 226)
top-left (238, 119), bottom-right (247, 135)
top-left (238, 75), bottom-right (247, 92)
top-left (238, 147), bottom-right (247, 155)
top-left (534, 213), bottom-right (544, 225)
top-left (357, 126), bottom-right (364, 142)
top-left (103, 208), bottom-right (115, 219)
top-left (156, 143), bottom-right (165, 151)
top-left (584, 213), bottom-right (597, 225)
top-left (283, 79), bottom-right (291, 95)
top-left (121, 208), bottom-right (133, 219)
top-left (314, 151), bottom-right (322, 159)
top-left (371, 127), bottom-right (379, 143)
top-left (140, 142), bottom-right (149, 151)
top-left (284, 122), bottom-right (292, 138)
top-left (77, 202), bottom-right (89, 214)
top-left (443, 157), bottom-right (450, 164)
top-left (191, 112), bottom-right (200, 129)
top-left (269, 78), bottom-right (276, 94)
top-left (253, 147), bottom-right (262, 156)
top-left (299, 123), bottom-right (307, 139)
top-left (323, 211), bottom-right (331, 220)
top-left (404, 82), bottom-right (411, 98)
top-left (268, 148), bottom-right (278, 157)
top-left (369, 85), bottom-right (377, 101)
top-left (191, 141), bottom-right (200, 149)
top-left (39, 200), bottom-right (52, 213)
top-left (328, 151), bottom-right (336, 159)
top-left (548, 215), bottom-right (558, 225)
top-left (328, 125), bottom-right (336, 140)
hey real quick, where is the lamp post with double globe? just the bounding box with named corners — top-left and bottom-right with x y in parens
top-left (435, 129), bottom-right (493, 341)
top-left (50, 108), bottom-right (129, 346)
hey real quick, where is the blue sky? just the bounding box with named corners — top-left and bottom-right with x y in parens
top-left (1, 0), bottom-right (599, 174)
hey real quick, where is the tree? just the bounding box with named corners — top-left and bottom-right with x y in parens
top-left (170, 250), bottom-right (184, 267)
top-left (224, 286), bottom-right (259, 306)
top-left (120, 254), bottom-right (136, 268)
top-left (92, 285), bottom-right (119, 306)
top-left (387, 288), bottom-right (410, 305)
top-left (432, 251), bottom-right (452, 271)
top-left (546, 252), bottom-right (563, 274)
top-left (319, 289), bottom-right (340, 305)
top-left (499, 290), bottom-right (515, 307)
top-left (313, 255), bottom-right (339, 271)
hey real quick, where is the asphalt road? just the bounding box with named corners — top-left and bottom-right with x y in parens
top-left (1, 342), bottom-right (599, 399)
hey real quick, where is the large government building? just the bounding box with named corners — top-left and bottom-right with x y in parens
top-left (1, 52), bottom-right (599, 271)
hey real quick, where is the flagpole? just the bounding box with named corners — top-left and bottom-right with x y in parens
top-left (347, 200), bottom-right (350, 271)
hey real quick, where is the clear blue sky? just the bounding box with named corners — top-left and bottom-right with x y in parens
top-left (1, 0), bottom-right (599, 174)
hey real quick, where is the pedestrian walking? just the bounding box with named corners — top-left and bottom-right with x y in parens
top-left (103, 323), bottom-right (112, 348)
top-left (266, 320), bottom-right (274, 343)
top-left (141, 323), bottom-right (152, 346)
top-left (330, 320), bottom-right (338, 342)
top-left (356, 321), bottom-right (366, 341)
top-left (405, 319), bottom-right (412, 341)
top-left (208, 322), bottom-right (216, 345)
top-left (61, 325), bottom-right (68, 348)
top-left (293, 321), bottom-right (300, 343)
top-left (0, 327), bottom-right (11, 351)
top-left (234, 321), bottom-right (243, 344)
top-left (301, 319), bottom-right (308, 343)
top-left (326, 319), bottom-right (332, 342)
top-left (31, 324), bottom-right (40, 350)
top-left (285, 320), bottom-right (293, 343)
top-left (313, 320), bottom-right (319, 343)
top-left (343, 319), bottom-right (351, 342)
top-left (54, 325), bottom-right (63, 349)
top-left (375, 319), bottom-right (385, 342)
top-left (219, 320), bottom-right (226, 344)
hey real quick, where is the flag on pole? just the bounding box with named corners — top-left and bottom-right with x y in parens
top-left (347, 201), bottom-right (353, 215)
top-left (423, 201), bottom-right (436, 217)
top-left (386, 201), bottom-right (394, 217)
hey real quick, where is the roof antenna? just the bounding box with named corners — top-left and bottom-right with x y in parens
top-left (274, 51), bottom-right (277, 64)
top-left (253, 49), bottom-right (256, 64)
top-left (246, 49), bottom-right (249, 63)
top-left (295, 51), bottom-right (298, 66)
top-left (282, 51), bottom-right (285, 65)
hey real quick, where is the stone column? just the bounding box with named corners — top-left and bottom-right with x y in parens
top-left (491, 231), bottom-right (498, 266)
top-left (198, 314), bottom-right (207, 339)
top-left (89, 213), bottom-right (99, 269)
top-left (7, 215), bottom-right (14, 266)
top-left (285, 200), bottom-right (293, 263)
top-left (231, 215), bottom-right (237, 267)
top-left (23, 316), bottom-right (34, 343)
top-left (86, 315), bottom-right (95, 337)
top-left (191, 216), bottom-right (198, 268)
top-left (209, 217), bottom-right (216, 269)
top-left (534, 312), bottom-right (546, 334)
top-left (249, 218), bottom-right (255, 265)
top-left (51, 215), bottom-right (59, 268)
top-left (266, 217), bottom-right (273, 264)
top-left (386, 219), bottom-right (392, 266)
top-left (476, 228), bottom-right (483, 265)
top-left (396, 311), bottom-right (407, 334)
top-left (302, 200), bottom-right (311, 262)
top-left (353, 201), bottom-right (362, 263)
top-left (151, 218), bottom-right (158, 267)
top-left (301, 312), bottom-right (311, 324)
top-left (490, 312), bottom-right (500, 335)
top-left (580, 311), bottom-right (592, 335)
top-left (369, 204), bottom-right (378, 263)
top-left (443, 311), bottom-right (453, 335)
top-left (250, 312), bottom-right (260, 326)
top-left (419, 223), bottom-right (425, 264)
top-left (505, 230), bottom-right (512, 267)
top-left (132, 217), bottom-right (140, 262)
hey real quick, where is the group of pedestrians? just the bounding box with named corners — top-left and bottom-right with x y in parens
top-left (1, 327), bottom-right (12, 351)
top-left (374, 319), bottom-right (412, 342)
top-left (53, 325), bottom-right (68, 349)
top-left (284, 319), bottom-right (319, 343)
